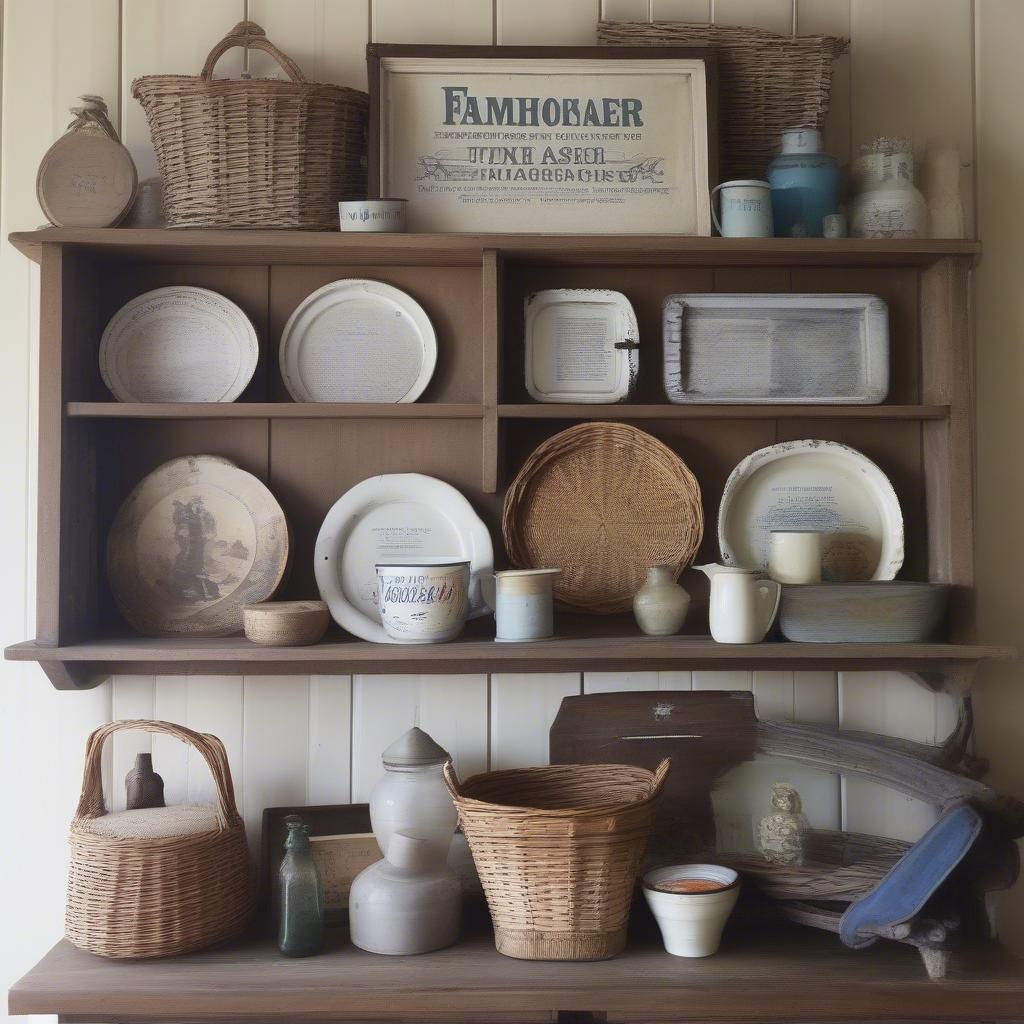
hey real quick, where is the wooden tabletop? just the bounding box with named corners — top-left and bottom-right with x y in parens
top-left (10, 924), bottom-right (1024, 1022)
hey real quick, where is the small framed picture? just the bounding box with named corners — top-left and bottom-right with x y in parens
top-left (368, 44), bottom-right (718, 234)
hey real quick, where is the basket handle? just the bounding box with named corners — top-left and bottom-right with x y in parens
top-left (442, 759), bottom-right (463, 799)
top-left (650, 757), bottom-right (672, 797)
top-left (74, 719), bottom-right (242, 832)
top-left (200, 21), bottom-right (307, 84)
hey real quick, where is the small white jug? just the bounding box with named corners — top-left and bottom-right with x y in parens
top-left (695, 565), bottom-right (781, 644)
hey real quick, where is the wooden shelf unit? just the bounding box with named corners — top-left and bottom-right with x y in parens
top-left (10, 924), bottom-right (1024, 1023)
top-left (6, 228), bottom-right (988, 690)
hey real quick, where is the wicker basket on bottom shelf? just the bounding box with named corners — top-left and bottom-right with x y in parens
top-left (66, 720), bottom-right (253, 959)
top-left (444, 758), bottom-right (670, 961)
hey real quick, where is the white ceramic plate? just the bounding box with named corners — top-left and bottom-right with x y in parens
top-left (525, 289), bottom-right (639, 403)
top-left (99, 287), bottom-right (258, 403)
top-left (280, 279), bottom-right (437, 403)
top-left (719, 440), bottom-right (904, 582)
top-left (314, 473), bottom-right (493, 644)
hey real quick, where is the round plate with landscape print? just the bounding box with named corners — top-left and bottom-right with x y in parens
top-left (107, 455), bottom-right (289, 637)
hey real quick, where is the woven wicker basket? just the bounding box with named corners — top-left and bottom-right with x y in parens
top-left (444, 758), bottom-right (670, 961)
top-left (132, 21), bottom-right (368, 229)
top-left (598, 21), bottom-right (847, 181)
top-left (502, 422), bottom-right (703, 614)
top-left (66, 720), bottom-right (254, 959)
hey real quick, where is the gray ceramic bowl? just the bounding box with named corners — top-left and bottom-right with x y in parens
top-left (779, 582), bottom-right (950, 643)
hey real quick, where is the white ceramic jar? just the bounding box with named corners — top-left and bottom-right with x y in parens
top-left (349, 831), bottom-right (461, 955)
top-left (494, 568), bottom-right (559, 641)
top-left (643, 864), bottom-right (740, 958)
top-left (633, 566), bottom-right (690, 636)
top-left (768, 531), bottom-right (822, 585)
top-left (369, 727), bottom-right (458, 859)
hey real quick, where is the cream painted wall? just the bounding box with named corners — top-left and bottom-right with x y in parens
top-left (0, 2), bottom-right (1014, 1021)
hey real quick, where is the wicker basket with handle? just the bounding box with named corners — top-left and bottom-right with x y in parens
top-left (444, 758), bottom-right (670, 961)
top-left (66, 720), bottom-right (254, 959)
top-left (132, 21), bottom-right (368, 229)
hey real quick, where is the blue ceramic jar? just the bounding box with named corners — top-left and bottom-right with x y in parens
top-left (767, 128), bottom-right (840, 238)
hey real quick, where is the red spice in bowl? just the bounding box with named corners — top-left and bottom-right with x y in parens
top-left (652, 877), bottom-right (730, 895)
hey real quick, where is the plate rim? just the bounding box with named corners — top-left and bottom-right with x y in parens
top-left (314, 472), bottom-right (493, 644)
top-left (279, 278), bottom-right (438, 404)
top-left (718, 439), bottom-right (905, 581)
top-left (524, 287), bottom-right (638, 404)
top-left (99, 285), bottom-right (259, 404)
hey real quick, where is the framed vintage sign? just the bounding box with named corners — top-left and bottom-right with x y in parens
top-left (368, 45), bottom-right (717, 235)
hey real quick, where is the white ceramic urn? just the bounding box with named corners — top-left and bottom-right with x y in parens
top-left (349, 831), bottom-right (461, 955)
top-left (369, 727), bottom-right (458, 859)
top-left (633, 566), bottom-right (690, 636)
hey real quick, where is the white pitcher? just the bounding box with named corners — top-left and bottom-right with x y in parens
top-left (695, 565), bottom-right (781, 644)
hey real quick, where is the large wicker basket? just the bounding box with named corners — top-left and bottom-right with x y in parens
top-left (66, 720), bottom-right (254, 959)
top-left (444, 758), bottom-right (670, 961)
top-left (132, 21), bottom-right (368, 229)
top-left (598, 21), bottom-right (848, 181)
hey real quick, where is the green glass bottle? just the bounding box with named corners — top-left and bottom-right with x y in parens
top-left (278, 815), bottom-right (326, 957)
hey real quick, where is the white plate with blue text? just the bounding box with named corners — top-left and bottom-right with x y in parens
top-left (314, 473), bottom-right (493, 644)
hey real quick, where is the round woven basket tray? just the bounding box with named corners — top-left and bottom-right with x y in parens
top-left (502, 423), bottom-right (703, 614)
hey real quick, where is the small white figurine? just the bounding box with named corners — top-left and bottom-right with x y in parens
top-left (757, 783), bottom-right (809, 866)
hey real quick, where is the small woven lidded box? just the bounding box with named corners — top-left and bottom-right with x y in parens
top-left (132, 21), bottom-right (368, 229)
top-left (66, 720), bottom-right (254, 959)
top-left (444, 758), bottom-right (670, 961)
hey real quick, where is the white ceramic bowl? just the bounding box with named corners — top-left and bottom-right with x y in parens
top-left (643, 864), bottom-right (740, 958)
top-left (338, 199), bottom-right (407, 232)
top-left (375, 559), bottom-right (470, 643)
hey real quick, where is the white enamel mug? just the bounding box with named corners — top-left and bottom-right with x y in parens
top-left (375, 559), bottom-right (470, 643)
top-left (769, 531), bottom-right (823, 585)
top-left (711, 180), bottom-right (773, 237)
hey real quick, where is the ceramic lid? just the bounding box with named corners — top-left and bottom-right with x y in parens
top-left (382, 727), bottom-right (450, 768)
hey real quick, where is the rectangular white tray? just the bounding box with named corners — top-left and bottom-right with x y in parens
top-left (662, 293), bottom-right (890, 404)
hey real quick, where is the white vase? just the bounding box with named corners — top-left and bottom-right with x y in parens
top-left (642, 864), bottom-right (740, 958)
top-left (633, 566), bottom-right (690, 636)
top-left (851, 151), bottom-right (928, 239)
top-left (349, 832), bottom-right (461, 955)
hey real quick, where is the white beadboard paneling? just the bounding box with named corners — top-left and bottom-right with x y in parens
top-left (795, 0), bottom-right (852, 166)
top-left (351, 674), bottom-right (489, 801)
top-left (242, 676), bottom-right (310, 854)
top-left (692, 669), bottom-right (752, 691)
top-left (753, 670), bottom-right (794, 721)
top-left (490, 673), bottom-right (582, 770)
top-left (248, 0), bottom-right (370, 90)
top-left (603, 0), bottom-right (651, 20)
top-left (713, 0), bottom-right (795, 33)
top-left (184, 675), bottom-right (245, 808)
top-left (497, 0), bottom-right (600, 44)
top-left (307, 675), bottom-right (353, 805)
top-left (793, 670), bottom-right (841, 725)
top-left (372, 0), bottom-right (495, 43)
top-left (651, 0), bottom-right (711, 20)
top-left (583, 670), bottom-right (692, 693)
top-left (110, 676), bottom-right (156, 811)
top-left (151, 676), bottom-right (189, 806)
top-left (850, 0), bottom-right (976, 234)
top-left (121, 0), bottom-right (247, 182)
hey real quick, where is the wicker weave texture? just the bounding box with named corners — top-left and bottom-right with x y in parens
top-left (503, 423), bottom-right (703, 614)
top-left (445, 759), bottom-right (670, 961)
top-left (66, 720), bottom-right (254, 959)
top-left (132, 21), bottom-right (367, 229)
top-left (598, 21), bottom-right (847, 181)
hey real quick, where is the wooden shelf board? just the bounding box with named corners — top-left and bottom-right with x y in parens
top-left (9, 227), bottom-right (982, 267)
top-left (10, 925), bottom-right (1024, 1021)
top-left (6, 633), bottom-right (1013, 690)
top-left (498, 403), bottom-right (950, 420)
top-left (67, 402), bottom-right (486, 420)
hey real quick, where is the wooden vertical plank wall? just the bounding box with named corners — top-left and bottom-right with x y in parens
top-left (0, 4), bottom-right (1002, 1017)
